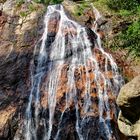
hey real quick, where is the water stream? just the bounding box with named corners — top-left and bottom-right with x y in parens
top-left (22, 4), bottom-right (123, 140)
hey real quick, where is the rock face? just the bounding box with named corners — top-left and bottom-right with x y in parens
top-left (117, 75), bottom-right (140, 139)
top-left (0, 0), bottom-right (129, 140)
top-left (12, 4), bottom-right (127, 140)
top-left (62, 0), bottom-right (138, 82)
top-left (0, 0), bottom-right (45, 139)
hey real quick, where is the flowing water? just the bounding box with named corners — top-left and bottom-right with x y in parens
top-left (22, 4), bottom-right (123, 140)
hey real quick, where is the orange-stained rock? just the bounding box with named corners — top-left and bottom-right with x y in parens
top-left (97, 30), bottom-right (105, 39)
top-left (104, 71), bottom-right (113, 79)
top-left (0, 105), bottom-right (17, 137)
top-left (0, 13), bottom-right (7, 33)
top-left (0, 1), bottom-right (128, 139)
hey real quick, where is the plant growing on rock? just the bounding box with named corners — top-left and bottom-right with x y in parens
top-left (74, 3), bottom-right (89, 16)
top-left (19, 11), bottom-right (28, 18)
top-left (16, 0), bottom-right (25, 7)
top-left (120, 20), bottom-right (140, 57)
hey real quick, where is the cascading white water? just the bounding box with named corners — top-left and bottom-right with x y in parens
top-left (91, 4), bottom-right (122, 139)
top-left (22, 4), bottom-right (123, 140)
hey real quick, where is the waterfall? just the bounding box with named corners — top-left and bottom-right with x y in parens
top-left (20, 4), bottom-right (123, 140)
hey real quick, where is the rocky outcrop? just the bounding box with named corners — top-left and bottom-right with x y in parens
top-left (0, 0), bottom-right (45, 139)
top-left (62, 0), bottom-right (140, 82)
top-left (0, 0), bottom-right (133, 139)
top-left (0, 105), bottom-right (16, 139)
top-left (117, 75), bottom-right (140, 139)
top-left (12, 4), bottom-right (128, 140)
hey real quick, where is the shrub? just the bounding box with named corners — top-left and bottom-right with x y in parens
top-left (33, 0), bottom-right (63, 4)
top-left (49, 0), bottom-right (63, 4)
top-left (74, 3), bottom-right (89, 16)
top-left (119, 9), bottom-right (132, 17)
top-left (28, 3), bottom-right (37, 12)
top-left (16, 0), bottom-right (25, 7)
top-left (119, 20), bottom-right (140, 57)
top-left (19, 11), bottom-right (28, 18)
top-left (106, 0), bottom-right (139, 11)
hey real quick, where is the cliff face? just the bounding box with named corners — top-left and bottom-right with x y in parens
top-left (0, 0), bottom-right (45, 139)
top-left (0, 0), bottom-right (139, 140)
top-left (63, 0), bottom-right (140, 82)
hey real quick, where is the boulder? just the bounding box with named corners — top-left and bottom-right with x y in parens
top-left (2, 0), bottom-right (16, 16)
top-left (117, 75), bottom-right (140, 139)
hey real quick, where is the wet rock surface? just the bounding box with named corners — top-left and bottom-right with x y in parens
top-left (0, 1), bottom-right (129, 140)
top-left (63, 0), bottom-right (140, 82)
top-left (13, 5), bottom-right (127, 140)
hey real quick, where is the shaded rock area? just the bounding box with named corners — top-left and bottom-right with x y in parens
top-left (0, 0), bottom-right (45, 139)
top-left (117, 75), bottom-right (140, 139)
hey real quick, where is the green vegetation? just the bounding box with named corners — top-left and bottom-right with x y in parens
top-left (107, 0), bottom-right (140, 57)
top-left (32, 0), bottom-right (63, 4)
top-left (16, 0), bottom-right (24, 7)
top-left (33, 0), bottom-right (49, 4)
top-left (50, 0), bottom-right (63, 4)
top-left (106, 0), bottom-right (139, 11)
top-left (19, 11), bottom-right (28, 18)
top-left (15, 0), bottom-right (140, 57)
top-left (16, 0), bottom-right (63, 6)
top-left (119, 20), bottom-right (140, 57)
top-left (28, 3), bottom-right (37, 11)
top-left (92, 0), bottom-right (140, 58)
top-left (74, 3), bottom-right (89, 16)
top-left (118, 10), bottom-right (132, 17)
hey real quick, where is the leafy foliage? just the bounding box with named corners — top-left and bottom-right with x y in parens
top-left (16, 0), bottom-right (25, 7)
top-left (101, 0), bottom-right (140, 57)
top-left (119, 10), bottom-right (132, 17)
top-left (119, 20), bottom-right (140, 57)
top-left (74, 3), bottom-right (89, 16)
top-left (50, 0), bottom-right (63, 4)
top-left (33, 0), bottom-right (48, 4)
top-left (19, 11), bottom-right (28, 18)
top-left (28, 3), bottom-right (37, 11)
top-left (106, 0), bottom-right (139, 10)
top-left (16, 0), bottom-right (63, 5)
top-left (33, 0), bottom-right (63, 4)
